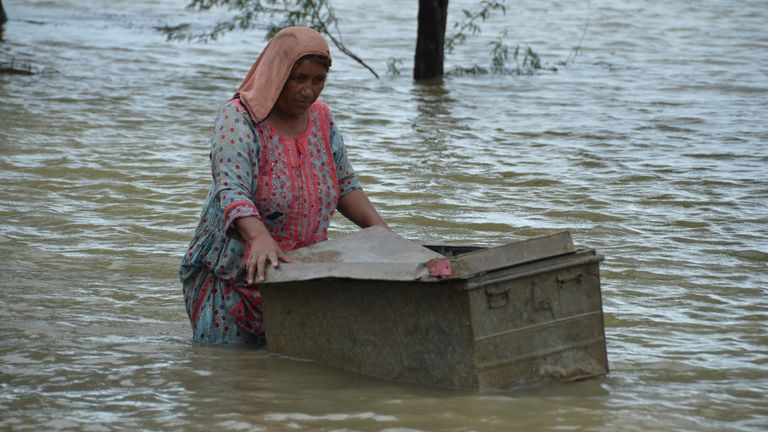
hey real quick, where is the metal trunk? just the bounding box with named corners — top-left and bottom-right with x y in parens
top-left (262, 227), bottom-right (608, 391)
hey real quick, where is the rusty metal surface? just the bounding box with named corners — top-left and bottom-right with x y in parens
top-left (262, 279), bottom-right (478, 389)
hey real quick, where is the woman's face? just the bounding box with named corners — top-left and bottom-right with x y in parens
top-left (273, 59), bottom-right (328, 118)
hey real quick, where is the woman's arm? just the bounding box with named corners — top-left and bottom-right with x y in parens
top-left (211, 100), bottom-right (290, 283)
top-left (210, 101), bottom-right (261, 235)
top-left (326, 107), bottom-right (388, 230)
top-left (337, 189), bottom-right (388, 229)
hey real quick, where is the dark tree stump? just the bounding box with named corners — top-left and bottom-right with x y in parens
top-left (1, 0), bottom-right (7, 26)
top-left (414, 0), bottom-right (449, 80)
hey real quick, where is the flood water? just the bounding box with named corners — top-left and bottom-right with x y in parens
top-left (1, 0), bottom-right (767, 430)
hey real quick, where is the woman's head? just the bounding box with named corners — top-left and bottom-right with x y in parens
top-left (272, 54), bottom-right (330, 119)
top-left (235, 27), bottom-right (332, 123)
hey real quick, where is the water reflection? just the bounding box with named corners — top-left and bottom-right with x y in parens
top-left (409, 78), bottom-right (456, 153)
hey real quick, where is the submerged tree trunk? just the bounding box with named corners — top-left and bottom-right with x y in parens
top-left (413, 0), bottom-right (449, 80)
top-left (1, 0), bottom-right (8, 27)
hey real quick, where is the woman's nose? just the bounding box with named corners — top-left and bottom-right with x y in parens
top-left (299, 85), bottom-right (313, 97)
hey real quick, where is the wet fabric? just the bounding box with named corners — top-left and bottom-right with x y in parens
top-left (179, 98), bottom-right (360, 344)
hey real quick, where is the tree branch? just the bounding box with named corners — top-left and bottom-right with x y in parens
top-left (307, 2), bottom-right (379, 78)
top-left (163, 0), bottom-right (380, 78)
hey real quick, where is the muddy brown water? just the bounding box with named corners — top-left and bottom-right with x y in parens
top-left (1, 0), bottom-right (766, 430)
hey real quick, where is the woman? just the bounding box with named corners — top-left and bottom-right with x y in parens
top-left (180, 27), bottom-right (386, 345)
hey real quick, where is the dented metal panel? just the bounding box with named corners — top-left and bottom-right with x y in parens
top-left (466, 250), bottom-right (607, 390)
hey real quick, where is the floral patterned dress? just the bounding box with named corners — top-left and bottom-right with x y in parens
top-left (179, 98), bottom-right (360, 344)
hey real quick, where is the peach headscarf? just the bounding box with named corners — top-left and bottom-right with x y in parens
top-left (234, 26), bottom-right (332, 124)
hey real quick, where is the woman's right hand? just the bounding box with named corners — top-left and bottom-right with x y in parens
top-left (235, 216), bottom-right (295, 284)
top-left (245, 234), bottom-right (294, 284)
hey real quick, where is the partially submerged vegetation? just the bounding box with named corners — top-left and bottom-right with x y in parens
top-left (0, 53), bottom-right (34, 75)
top-left (160, 0), bottom-right (589, 79)
top-left (449, 45), bottom-right (556, 76)
top-left (0, 52), bottom-right (54, 76)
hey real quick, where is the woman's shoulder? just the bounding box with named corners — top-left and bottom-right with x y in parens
top-left (217, 98), bottom-right (254, 125)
